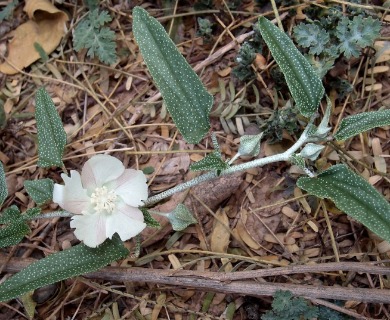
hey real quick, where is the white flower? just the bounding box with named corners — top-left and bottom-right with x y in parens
top-left (53, 155), bottom-right (148, 247)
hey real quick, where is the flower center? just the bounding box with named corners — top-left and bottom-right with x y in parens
top-left (90, 186), bottom-right (118, 214)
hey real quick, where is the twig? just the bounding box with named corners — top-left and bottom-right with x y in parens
top-left (2, 256), bottom-right (390, 304)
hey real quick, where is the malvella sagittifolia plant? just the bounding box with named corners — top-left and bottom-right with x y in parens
top-left (0, 7), bottom-right (389, 303)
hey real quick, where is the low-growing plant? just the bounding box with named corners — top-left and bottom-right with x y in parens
top-left (73, 8), bottom-right (117, 65)
top-left (232, 26), bottom-right (264, 81)
top-left (262, 290), bottom-right (318, 320)
top-left (293, 3), bottom-right (381, 77)
top-left (233, 42), bottom-right (258, 81)
top-left (197, 17), bottom-right (214, 41)
top-left (259, 102), bottom-right (300, 144)
top-left (0, 0), bottom-right (18, 22)
top-left (0, 6), bottom-right (389, 313)
top-left (261, 290), bottom-right (351, 320)
top-left (248, 2), bottom-right (381, 100)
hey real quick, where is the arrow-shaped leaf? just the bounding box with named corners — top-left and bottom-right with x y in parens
top-left (257, 17), bottom-right (324, 117)
top-left (334, 109), bottom-right (390, 141)
top-left (35, 88), bottom-right (66, 168)
top-left (297, 164), bottom-right (390, 242)
top-left (190, 152), bottom-right (229, 173)
top-left (168, 204), bottom-right (197, 231)
top-left (140, 208), bottom-right (160, 228)
top-left (0, 206), bottom-right (30, 248)
top-left (132, 7), bottom-right (213, 144)
top-left (24, 179), bottom-right (54, 206)
top-left (0, 234), bottom-right (129, 302)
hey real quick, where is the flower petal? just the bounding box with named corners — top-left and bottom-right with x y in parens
top-left (116, 202), bottom-right (145, 221)
top-left (53, 170), bottom-right (90, 214)
top-left (105, 204), bottom-right (146, 241)
top-left (81, 155), bottom-right (125, 191)
top-left (107, 169), bottom-right (148, 207)
top-left (70, 213), bottom-right (107, 247)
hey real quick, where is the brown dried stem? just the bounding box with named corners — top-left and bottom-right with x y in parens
top-left (2, 256), bottom-right (390, 304)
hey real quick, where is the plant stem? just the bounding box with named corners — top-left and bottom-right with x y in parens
top-left (35, 211), bottom-right (72, 219)
top-left (144, 128), bottom-right (310, 206)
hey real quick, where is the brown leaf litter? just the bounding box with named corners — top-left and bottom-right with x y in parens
top-left (0, 1), bottom-right (390, 319)
top-left (0, 0), bottom-right (68, 75)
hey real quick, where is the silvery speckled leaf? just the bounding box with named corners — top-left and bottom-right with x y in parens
top-left (257, 17), bottom-right (324, 117)
top-left (132, 7), bottom-right (213, 144)
top-left (289, 154), bottom-right (305, 170)
top-left (0, 234), bottom-right (129, 302)
top-left (238, 132), bottom-right (263, 157)
top-left (334, 109), bottom-right (390, 141)
top-left (35, 88), bottom-right (67, 168)
top-left (0, 207), bottom-right (39, 248)
top-left (140, 208), bottom-right (160, 228)
top-left (190, 152), bottom-right (229, 173)
top-left (168, 204), bottom-right (197, 231)
top-left (299, 143), bottom-right (325, 161)
top-left (24, 179), bottom-right (54, 206)
top-left (298, 164), bottom-right (390, 242)
top-left (314, 95), bottom-right (332, 138)
top-left (0, 206), bottom-right (30, 248)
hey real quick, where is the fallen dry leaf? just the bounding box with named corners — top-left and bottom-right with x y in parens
top-left (234, 210), bottom-right (261, 250)
top-left (0, 0), bottom-right (68, 75)
top-left (210, 208), bottom-right (230, 253)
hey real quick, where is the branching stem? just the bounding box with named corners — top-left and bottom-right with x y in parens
top-left (144, 126), bottom-right (311, 206)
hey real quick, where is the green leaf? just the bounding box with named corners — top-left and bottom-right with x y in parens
top-left (349, 16), bottom-right (381, 48)
top-left (0, 234), bottom-right (129, 302)
top-left (35, 88), bottom-right (67, 168)
top-left (294, 23), bottom-right (329, 55)
top-left (24, 179), bottom-right (54, 206)
top-left (73, 9), bottom-right (117, 65)
top-left (132, 7), bottom-right (213, 144)
top-left (257, 17), bottom-right (324, 117)
top-left (0, 221), bottom-right (30, 248)
top-left (336, 16), bottom-right (381, 59)
top-left (289, 154), bottom-right (305, 171)
top-left (0, 161), bottom-right (7, 207)
top-left (168, 204), bottom-right (197, 231)
top-left (0, 205), bottom-right (19, 224)
top-left (334, 109), bottom-right (390, 141)
top-left (299, 143), bottom-right (324, 161)
top-left (314, 95), bottom-right (332, 138)
top-left (0, 0), bottom-right (18, 22)
top-left (297, 164), bottom-right (390, 242)
top-left (262, 290), bottom-right (318, 320)
top-left (238, 133), bottom-right (263, 157)
top-left (24, 208), bottom-right (41, 220)
top-left (0, 207), bottom-right (30, 248)
top-left (84, 0), bottom-right (99, 10)
top-left (33, 42), bottom-right (49, 62)
top-left (335, 17), bottom-right (359, 58)
top-left (140, 208), bottom-right (160, 228)
top-left (190, 152), bottom-right (229, 173)
top-left (305, 54), bottom-right (335, 79)
top-left (142, 166), bottom-right (155, 175)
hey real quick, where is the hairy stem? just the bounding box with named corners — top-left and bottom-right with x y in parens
top-left (144, 128), bottom-right (310, 206)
